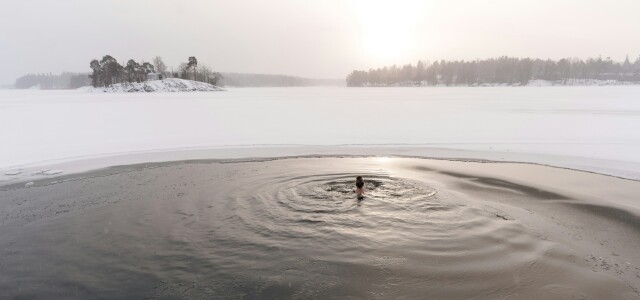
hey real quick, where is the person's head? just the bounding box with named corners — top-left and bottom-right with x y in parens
top-left (356, 176), bottom-right (364, 188)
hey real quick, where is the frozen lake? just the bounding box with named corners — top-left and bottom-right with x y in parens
top-left (1, 86), bottom-right (640, 180)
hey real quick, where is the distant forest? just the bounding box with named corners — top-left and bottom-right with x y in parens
top-left (346, 56), bottom-right (640, 86)
top-left (14, 72), bottom-right (91, 89)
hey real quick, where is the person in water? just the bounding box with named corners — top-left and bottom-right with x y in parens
top-left (355, 176), bottom-right (365, 200)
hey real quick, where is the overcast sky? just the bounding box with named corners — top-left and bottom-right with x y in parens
top-left (1, 0), bottom-right (639, 84)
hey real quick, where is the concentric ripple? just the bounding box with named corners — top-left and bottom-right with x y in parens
top-left (224, 174), bottom-right (443, 254)
top-left (226, 173), bottom-right (539, 263)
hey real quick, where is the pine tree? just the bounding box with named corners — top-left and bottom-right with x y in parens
top-left (125, 59), bottom-right (140, 82)
top-left (141, 62), bottom-right (155, 81)
top-left (188, 56), bottom-right (198, 80)
top-left (89, 59), bottom-right (101, 87)
top-left (623, 55), bottom-right (632, 73)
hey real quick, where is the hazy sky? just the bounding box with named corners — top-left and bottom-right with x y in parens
top-left (1, 0), bottom-right (639, 84)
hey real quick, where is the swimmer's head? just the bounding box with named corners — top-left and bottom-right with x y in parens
top-left (355, 176), bottom-right (364, 188)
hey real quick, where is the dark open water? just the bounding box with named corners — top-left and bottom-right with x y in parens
top-left (0, 158), bottom-right (636, 299)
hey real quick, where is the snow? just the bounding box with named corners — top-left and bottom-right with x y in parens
top-left (78, 78), bottom-right (223, 93)
top-left (36, 169), bottom-right (63, 175)
top-left (526, 80), bottom-right (554, 87)
top-left (527, 79), bottom-right (639, 86)
top-left (1, 86), bottom-right (639, 184)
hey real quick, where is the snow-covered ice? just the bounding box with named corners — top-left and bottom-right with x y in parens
top-left (35, 169), bottom-right (63, 175)
top-left (1, 86), bottom-right (639, 183)
top-left (527, 79), bottom-right (640, 86)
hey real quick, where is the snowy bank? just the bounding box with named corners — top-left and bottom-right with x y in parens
top-left (2, 86), bottom-right (640, 184)
top-left (526, 79), bottom-right (640, 87)
top-left (79, 78), bottom-right (224, 93)
top-left (357, 79), bottom-right (640, 87)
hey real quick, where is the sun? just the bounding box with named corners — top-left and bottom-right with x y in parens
top-left (363, 27), bottom-right (412, 62)
top-left (352, 0), bottom-right (424, 63)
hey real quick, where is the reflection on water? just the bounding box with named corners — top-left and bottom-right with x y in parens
top-left (0, 158), bottom-right (635, 299)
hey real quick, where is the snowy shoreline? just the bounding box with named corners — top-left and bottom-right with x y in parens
top-left (78, 78), bottom-right (224, 93)
top-left (351, 79), bottom-right (640, 87)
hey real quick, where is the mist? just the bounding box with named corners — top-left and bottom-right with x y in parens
top-left (1, 0), bottom-right (640, 84)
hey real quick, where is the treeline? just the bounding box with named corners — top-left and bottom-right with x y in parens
top-left (172, 57), bottom-right (222, 86)
top-left (14, 72), bottom-right (90, 89)
top-left (346, 56), bottom-right (640, 86)
top-left (89, 55), bottom-right (155, 87)
top-left (89, 55), bottom-right (222, 88)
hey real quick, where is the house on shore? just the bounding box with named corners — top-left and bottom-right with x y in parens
top-left (147, 73), bottom-right (163, 81)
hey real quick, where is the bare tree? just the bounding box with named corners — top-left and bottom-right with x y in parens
top-left (152, 56), bottom-right (167, 77)
top-left (178, 63), bottom-right (189, 79)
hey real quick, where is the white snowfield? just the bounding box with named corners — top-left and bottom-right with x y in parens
top-left (1, 86), bottom-right (639, 184)
top-left (79, 78), bottom-right (223, 93)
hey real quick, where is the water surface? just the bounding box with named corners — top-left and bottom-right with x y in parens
top-left (1, 157), bottom-right (637, 299)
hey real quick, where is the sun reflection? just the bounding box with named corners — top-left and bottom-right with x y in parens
top-left (376, 156), bottom-right (392, 163)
